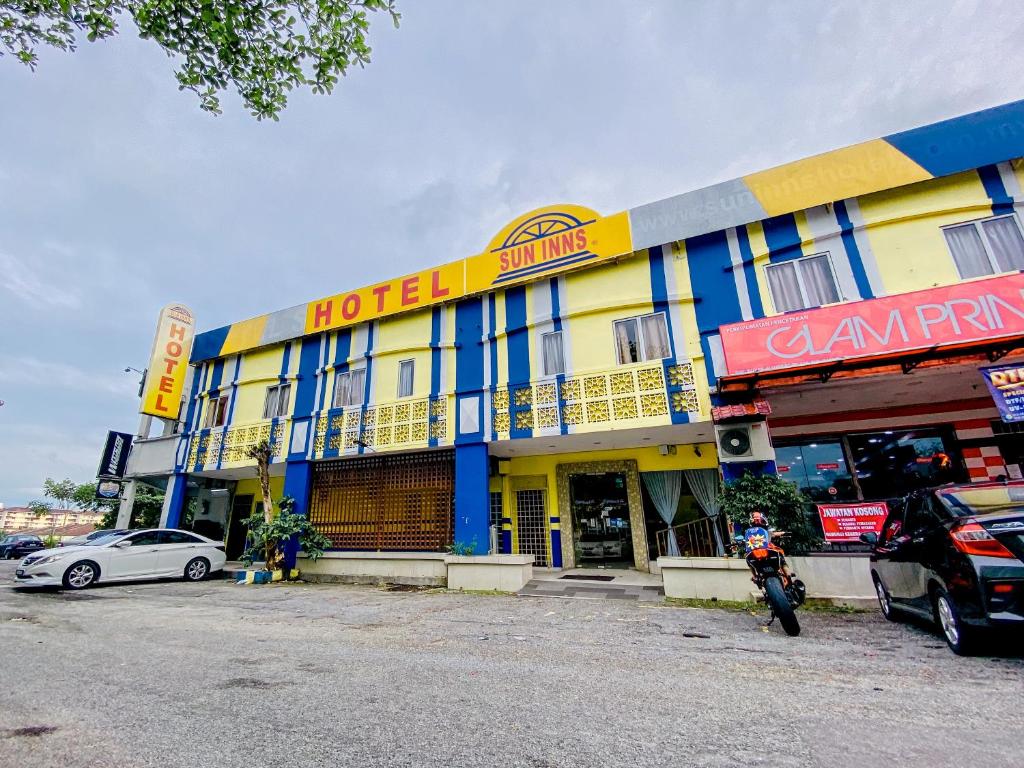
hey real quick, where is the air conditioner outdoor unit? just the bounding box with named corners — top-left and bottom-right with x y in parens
top-left (715, 421), bottom-right (774, 463)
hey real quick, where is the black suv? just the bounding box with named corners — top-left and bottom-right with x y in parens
top-left (0, 535), bottom-right (45, 560)
top-left (863, 481), bottom-right (1024, 654)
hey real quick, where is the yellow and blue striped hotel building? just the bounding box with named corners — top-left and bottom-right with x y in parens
top-left (148, 99), bottom-right (1024, 570)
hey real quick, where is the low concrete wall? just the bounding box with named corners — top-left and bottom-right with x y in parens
top-left (658, 557), bottom-right (756, 602)
top-left (446, 555), bottom-right (534, 593)
top-left (298, 551), bottom-right (448, 586)
top-left (789, 554), bottom-right (874, 600)
top-left (658, 554), bottom-right (875, 604)
top-left (297, 551), bottom-right (536, 591)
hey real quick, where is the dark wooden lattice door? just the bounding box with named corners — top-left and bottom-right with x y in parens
top-left (309, 450), bottom-right (454, 551)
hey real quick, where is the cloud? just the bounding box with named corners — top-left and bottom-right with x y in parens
top-left (0, 357), bottom-right (136, 398)
top-left (0, 251), bottom-right (82, 310)
top-left (0, 424), bottom-right (104, 502)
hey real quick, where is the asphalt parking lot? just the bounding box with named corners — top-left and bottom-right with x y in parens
top-left (0, 559), bottom-right (1021, 768)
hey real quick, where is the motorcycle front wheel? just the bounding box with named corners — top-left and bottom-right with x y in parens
top-left (765, 576), bottom-right (801, 636)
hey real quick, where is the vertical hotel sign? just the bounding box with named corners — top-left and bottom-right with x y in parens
top-left (140, 304), bottom-right (195, 419)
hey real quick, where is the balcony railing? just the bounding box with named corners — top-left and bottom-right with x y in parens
top-left (311, 395), bottom-right (448, 456)
top-left (491, 360), bottom-right (700, 434)
top-left (187, 419), bottom-right (286, 471)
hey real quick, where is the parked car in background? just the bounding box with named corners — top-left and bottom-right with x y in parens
top-left (0, 534), bottom-right (45, 560)
top-left (863, 481), bottom-right (1024, 654)
top-left (578, 531), bottom-right (633, 560)
top-left (578, 532), bottom-right (606, 560)
top-left (61, 529), bottom-right (130, 547)
top-left (14, 529), bottom-right (226, 590)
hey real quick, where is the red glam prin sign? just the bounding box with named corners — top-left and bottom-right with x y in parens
top-left (720, 272), bottom-right (1024, 376)
top-left (816, 502), bottom-right (889, 543)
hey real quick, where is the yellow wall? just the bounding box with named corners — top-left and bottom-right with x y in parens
top-left (231, 346), bottom-right (288, 424)
top-left (858, 169), bottom-right (993, 294)
top-left (234, 476), bottom-right (286, 517)
top-left (561, 255), bottom-right (657, 373)
top-left (371, 310), bottom-right (434, 402)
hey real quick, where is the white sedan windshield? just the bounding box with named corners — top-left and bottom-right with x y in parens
top-left (85, 533), bottom-right (129, 547)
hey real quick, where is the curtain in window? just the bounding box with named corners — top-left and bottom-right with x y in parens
top-left (766, 262), bottom-right (803, 312)
top-left (542, 332), bottom-right (565, 376)
top-left (263, 387), bottom-right (278, 419)
top-left (800, 255), bottom-right (840, 306)
top-left (983, 217), bottom-right (1024, 271)
top-left (615, 319), bottom-right (639, 363)
top-left (276, 384), bottom-right (291, 416)
top-left (641, 471), bottom-right (682, 557)
top-left (944, 224), bottom-right (992, 278)
top-left (333, 373), bottom-right (350, 408)
top-left (683, 468), bottom-right (725, 556)
top-left (398, 361), bottom-right (414, 397)
top-left (641, 314), bottom-right (670, 359)
top-left (348, 369), bottom-right (366, 406)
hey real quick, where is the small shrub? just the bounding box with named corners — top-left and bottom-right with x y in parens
top-left (241, 496), bottom-right (332, 571)
top-left (721, 471), bottom-right (822, 555)
top-left (445, 539), bottom-right (478, 556)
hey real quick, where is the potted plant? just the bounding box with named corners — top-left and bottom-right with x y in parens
top-left (721, 472), bottom-right (822, 555)
top-left (239, 495), bottom-right (332, 583)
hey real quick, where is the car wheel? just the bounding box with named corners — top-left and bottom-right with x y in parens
top-left (873, 575), bottom-right (899, 622)
top-left (63, 561), bottom-right (98, 590)
top-left (933, 587), bottom-right (980, 656)
top-left (184, 557), bottom-right (210, 582)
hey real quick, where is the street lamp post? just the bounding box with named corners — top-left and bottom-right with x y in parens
top-left (115, 366), bottom-right (151, 530)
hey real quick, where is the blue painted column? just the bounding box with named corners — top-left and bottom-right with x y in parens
top-left (160, 473), bottom-right (189, 528)
top-left (281, 459), bottom-right (312, 569)
top-left (455, 443), bottom-right (490, 554)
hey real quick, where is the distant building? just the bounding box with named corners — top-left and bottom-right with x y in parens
top-left (0, 506), bottom-right (104, 533)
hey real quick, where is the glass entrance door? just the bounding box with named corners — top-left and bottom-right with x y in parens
top-left (569, 472), bottom-right (632, 568)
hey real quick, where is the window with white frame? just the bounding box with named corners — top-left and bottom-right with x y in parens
top-left (613, 312), bottom-right (670, 365)
top-left (943, 214), bottom-right (1024, 279)
top-left (333, 368), bottom-right (366, 408)
top-left (204, 394), bottom-right (229, 428)
top-left (397, 359), bottom-right (415, 398)
top-left (765, 252), bottom-right (841, 313)
top-left (541, 331), bottom-right (565, 376)
top-left (262, 382), bottom-right (291, 419)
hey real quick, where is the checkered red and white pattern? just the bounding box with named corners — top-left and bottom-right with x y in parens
top-left (962, 445), bottom-right (1007, 482)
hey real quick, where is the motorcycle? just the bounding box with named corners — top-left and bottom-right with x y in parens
top-left (732, 525), bottom-right (806, 636)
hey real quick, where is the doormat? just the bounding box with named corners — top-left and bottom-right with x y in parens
top-left (560, 574), bottom-right (615, 582)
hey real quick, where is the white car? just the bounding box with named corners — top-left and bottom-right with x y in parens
top-left (14, 529), bottom-right (226, 590)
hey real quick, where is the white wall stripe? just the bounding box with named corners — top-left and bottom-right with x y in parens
top-left (843, 197), bottom-right (886, 298)
top-left (724, 230), bottom-right (754, 321)
top-left (805, 204), bottom-right (862, 302)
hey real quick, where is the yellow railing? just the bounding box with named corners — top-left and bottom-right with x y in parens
top-left (311, 395), bottom-right (448, 455)
top-left (491, 360), bottom-right (700, 434)
top-left (187, 418), bottom-right (287, 471)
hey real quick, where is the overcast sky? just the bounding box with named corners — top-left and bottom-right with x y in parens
top-left (1, 0), bottom-right (1023, 505)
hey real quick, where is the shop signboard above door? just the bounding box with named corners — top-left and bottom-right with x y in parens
top-left (980, 363), bottom-right (1024, 422)
top-left (720, 272), bottom-right (1024, 377)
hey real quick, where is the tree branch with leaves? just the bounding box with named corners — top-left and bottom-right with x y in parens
top-left (0, 0), bottom-right (399, 119)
